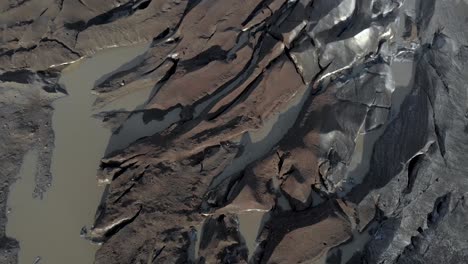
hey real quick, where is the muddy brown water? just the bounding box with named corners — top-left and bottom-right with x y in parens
top-left (6, 43), bottom-right (151, 264)
top-left (238, 211), bottom-right (269, 258)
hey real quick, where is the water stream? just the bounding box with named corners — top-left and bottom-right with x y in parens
top-left (6, 43), bottom-right (149, 264)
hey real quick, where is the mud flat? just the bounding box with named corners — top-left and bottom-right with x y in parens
top-left (6, 43), bottom-right (149, 264)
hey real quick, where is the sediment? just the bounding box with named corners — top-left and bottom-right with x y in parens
top-left (2, 0), bottom-right (468, 263)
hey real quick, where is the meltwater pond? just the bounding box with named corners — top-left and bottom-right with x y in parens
top-left (6, 43), bottom-right (150, 264)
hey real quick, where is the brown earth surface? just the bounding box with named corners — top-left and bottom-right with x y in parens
top-left (2, 0), bottom-right (468, 263)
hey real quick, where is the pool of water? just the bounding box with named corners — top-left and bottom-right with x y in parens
top-left (6, 43), bottom-right (150, 264)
